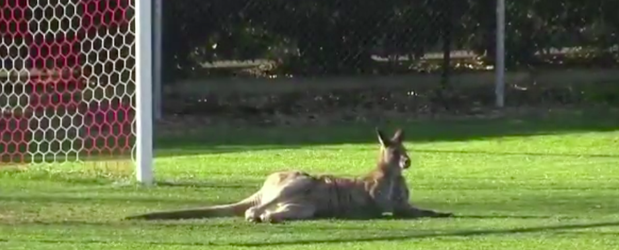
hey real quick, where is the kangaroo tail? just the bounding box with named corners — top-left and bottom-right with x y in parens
top-left (124, 192), bottom-right (261, 220)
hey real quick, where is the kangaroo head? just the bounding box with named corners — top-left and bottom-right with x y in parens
top-left (376, 128), bottom-right (411, 171)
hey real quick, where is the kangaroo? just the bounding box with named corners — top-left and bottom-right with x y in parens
top-left (125, 128), bottom-right (453, 223)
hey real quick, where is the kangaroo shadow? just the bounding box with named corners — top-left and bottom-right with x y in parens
top-left (308, 211), bottom-right (564, 222)
top-left (448, 214), bottom-right (574, 219)
top-left (0, 237), bottom-right (215, 247)
top-left (154, 179), bottom-right (260, 189)
top-left (232, 221), bottom-right (619, 247)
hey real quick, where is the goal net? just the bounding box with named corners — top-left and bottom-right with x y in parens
top-left (0, 0), bottom-right (152, 182)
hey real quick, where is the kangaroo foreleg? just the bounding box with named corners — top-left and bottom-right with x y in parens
top-left (393, 204), bottom-right (453, 219)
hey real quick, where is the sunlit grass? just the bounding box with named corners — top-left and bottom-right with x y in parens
top-left (1, 113), bottom-right (619, 249)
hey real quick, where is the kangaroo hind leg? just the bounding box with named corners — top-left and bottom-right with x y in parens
top-left (245, 173), bottom-right (314, 223)
top-left (260, 202), bottom-right (316, 223)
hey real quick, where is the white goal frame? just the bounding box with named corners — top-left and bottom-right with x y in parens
top-left (135, 0), bottom-right (154, 184)
top-left (0, 0), bottom-right (154, 184)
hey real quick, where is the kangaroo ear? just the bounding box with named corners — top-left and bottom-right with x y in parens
top-left (376, 127), bottom-right (390, 147)
top-left (392, 128), bottom-right (404, 144)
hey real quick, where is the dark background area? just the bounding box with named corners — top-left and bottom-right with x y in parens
top-left (160, 0), bottom-right (619, 79)
top-left (155, 0), bottom-right (619, 117)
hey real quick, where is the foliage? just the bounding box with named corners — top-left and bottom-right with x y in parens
top-left (160, 0), bottom-right (619, 80)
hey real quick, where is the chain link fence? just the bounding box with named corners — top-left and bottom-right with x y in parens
top-left (500, 0), bottom-right (619, 107)
top-left (155, 1), bottom-right (619, 129)
top-left (157, 1), bottom-right (619, 92)
top-left (156, 0), bottom-right (504, 131)
top-left (160, 0), bottom-right (489, 78)
top-left (1, 0), bottom-right (617, 165)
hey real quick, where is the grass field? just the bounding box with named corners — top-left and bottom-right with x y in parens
top-left (1, 110), bottom-right (619, 250)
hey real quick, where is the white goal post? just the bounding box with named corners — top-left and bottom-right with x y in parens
top-left (0, 0), bottom-right (154, 184)
top-left (135, 0), bottom-right (154, 184)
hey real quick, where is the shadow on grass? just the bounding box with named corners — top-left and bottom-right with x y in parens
top-left (416, 149), bottom-right (619, 159)
top-left (232, 221), bottom-right (619, 247)
top-left (428, 214), bottom-right (570, 220)
top-left (154, 179), bottom-right (261, 189)
top-left (0, 238), bottom-right (216, 247)
top-left (3, 221), bottom-right (618, 247)
top-left (0, 179), bottom-right (260, 205)
top-left (0, 194), bottom-right (216, 205)
top-left (1, 109), bottom-right (617, 165)
top-left (298, 213), bottom-right (571, 223)
top-left (154, 109), bottom-right (619, 158)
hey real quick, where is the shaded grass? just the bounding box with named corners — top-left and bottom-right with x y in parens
top-left (154, 108), bottom-right (619, 157)
top-left (3, 107), bottom-right (617, 162)
top-left (1, 114), bottom-right (619, 249)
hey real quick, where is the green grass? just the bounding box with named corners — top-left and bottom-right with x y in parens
top-left (1, 111), bottom-right (619, 249)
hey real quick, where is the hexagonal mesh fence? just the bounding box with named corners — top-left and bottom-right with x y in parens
top-left (0, 0), bottom-right (135, 169)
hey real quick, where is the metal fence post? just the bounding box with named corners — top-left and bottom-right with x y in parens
top-left (495, 0), bottom-right (506, 108)
top-left (153, 0), bottom-right (163, 121)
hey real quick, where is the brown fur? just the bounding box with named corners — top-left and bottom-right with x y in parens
top-left (124, 128), bottom-right (453, 222)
